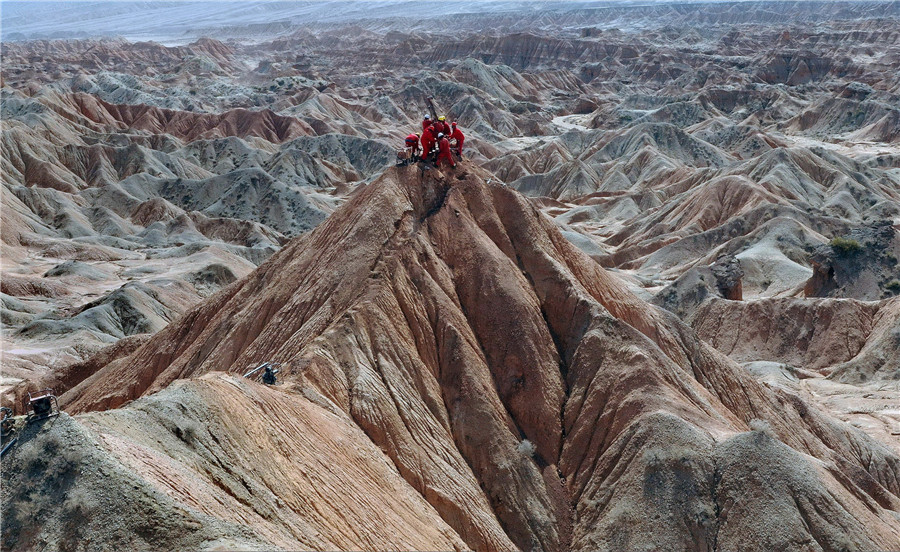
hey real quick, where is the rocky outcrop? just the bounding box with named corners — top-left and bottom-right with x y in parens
top-left (0, 38), bottom-right (237, 81)
top-left (74, 94), bottom-right (315, 144)
top-left (3, 6), bottom-right (900, 550)
top-left (692, 296), bottom-right (886, 373)
top-left (711, 254), bottom-right (744, 300)
top-left (652, 254), bottom-right (743, 320)
top-left (829, 297), bottom-right (900, 383)
top-left (54, 163), bottom-right (900, 551)
top-left (2, 380), bottom-right (467, 552)
top-left (804, 222), bottom-right (900, 300)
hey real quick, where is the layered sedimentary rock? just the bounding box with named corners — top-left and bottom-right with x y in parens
top-left (38, 164), bottom-right (900, 551)
top-left (2, 3), bottom-right (900, 549)
top-left (4, 4), bottom-right (899, 382)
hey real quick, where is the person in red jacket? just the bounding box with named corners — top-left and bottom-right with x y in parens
top-left (450, 122), bottom-right (464, 157)
top-left (438, 115), bottom-right (452, 135)
top-left (436, 132), bottom-right (456, 168)
top-left (422, 114), bottom-right (432, 132)
top-left (405, 132), bottom-right (421, 161)
top-left (420, 125), bottom-right (436, 161)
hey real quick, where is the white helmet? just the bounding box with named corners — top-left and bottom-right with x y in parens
top-left (438, 132), bottom-right (445, 139)
top-left (424, 114), bottom-right (431, 119)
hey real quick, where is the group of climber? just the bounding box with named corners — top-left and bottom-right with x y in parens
top-left (402, 114), bottom-right (465, 169)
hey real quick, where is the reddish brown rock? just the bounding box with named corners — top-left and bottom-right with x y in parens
top-left (692, 296), bottom-right (884, 373)
top-left (73, 94), bottom-right (315, 144)
top-left (59, 163), bottom-right (900, 551)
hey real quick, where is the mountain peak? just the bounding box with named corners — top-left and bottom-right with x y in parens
top-left (56, 159), bottom-right (900, 551)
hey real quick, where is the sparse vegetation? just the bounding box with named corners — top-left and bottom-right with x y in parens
top-left (45, 445), bottom-right (85, 480)
top-left (174, 420), bottom-right (199, 443)
top-left (829, 236), bottom-right (863, 256)
top-left (62, 486), bottom-right (98, 517)
top-left (749, 418), bottom-right (776, 438)
top-left (885, 280), bottom-right (900, 294)
top-left (17, 433), bottom-right (84, 480)
top-left (517, 439), bottom-right (536, 458)
top-left (5, 430), bottom-right (91, 550)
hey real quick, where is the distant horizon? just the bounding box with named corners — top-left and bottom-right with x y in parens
top-left (2, 0), bottom-right (896, 42)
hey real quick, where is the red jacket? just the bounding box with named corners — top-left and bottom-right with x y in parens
top-left (422, 118), bottom-right (432, 132)
top-left (450, 127), bottom-right (464, 152)
top-left (440, 121), bottom-right (452, 135)
top-left (405, 133), bottom-right (419, 148)
top-left (437, 137), bottom-right (455, 167)
top-left (421, 126), bottom-right (435, 152)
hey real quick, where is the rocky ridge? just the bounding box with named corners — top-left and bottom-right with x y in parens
top-left (7, 162), bottom-right (900, 551)
top-left (2, 2), bottom-right (900, 549)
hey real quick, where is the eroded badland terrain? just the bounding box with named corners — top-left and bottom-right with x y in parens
top-left (2, 1), bottom-right (900, 550)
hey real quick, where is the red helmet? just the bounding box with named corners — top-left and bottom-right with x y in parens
top-left (451, 121), bottom-right (457, 127)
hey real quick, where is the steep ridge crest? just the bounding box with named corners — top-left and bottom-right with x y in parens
top-left (57, 162), bottom-right (900, 551)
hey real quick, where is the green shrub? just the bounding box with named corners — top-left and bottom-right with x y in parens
top-left (885, 280), bottom-right (900, 294)
top-left (829, 236), bottom-right (863, 256)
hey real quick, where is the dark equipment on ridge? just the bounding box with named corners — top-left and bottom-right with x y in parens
top-left (425, 95), bottom-right (439, 121)
top-left (1, 437), bottom-right (17, 458)
top-left (397, 147), bottom-right (417, 166)
top-left (244, 361), bottom-right (280, 385)
top-left (25, 389), bottom-right (59, 421)
top-left (262, 365), bottom-right (279, 385)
